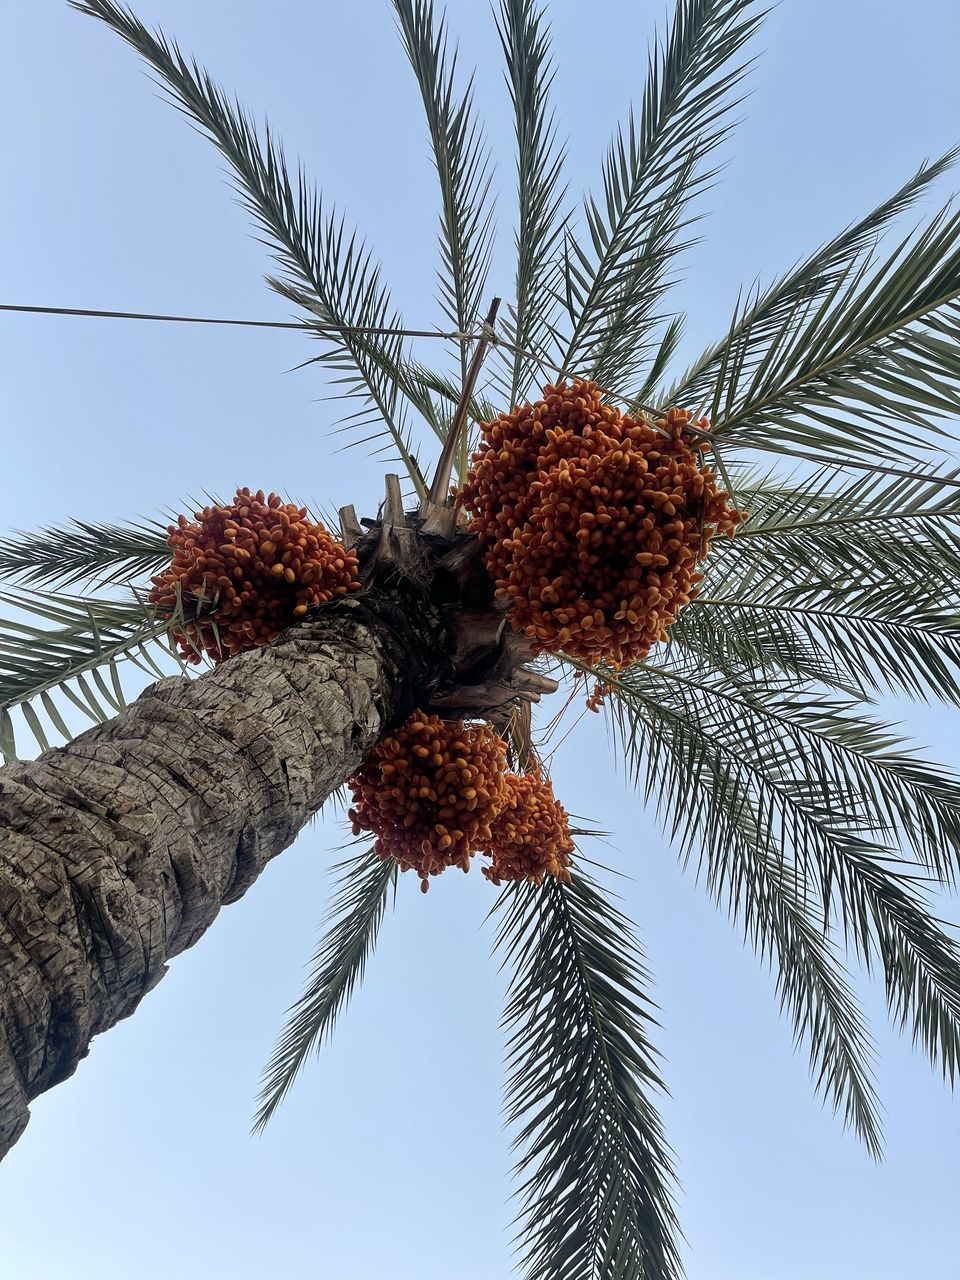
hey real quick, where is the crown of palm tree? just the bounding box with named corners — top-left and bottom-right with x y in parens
top-left (3, 2), bottom-right (960, 1277)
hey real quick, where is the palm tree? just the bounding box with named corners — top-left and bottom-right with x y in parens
top-left (2, 0), bottom-right (960, 1275)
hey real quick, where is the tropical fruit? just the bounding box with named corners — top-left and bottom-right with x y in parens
top-left (481, 770), bottom-right (574, 886)
top-left (348, 711), bottom-right (509, 891)
top-left (458, 380), bottom-right (744, 667)
top-left (149, 487), bottom-right (360, 662)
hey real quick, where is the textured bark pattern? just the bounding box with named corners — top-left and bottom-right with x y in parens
top-left (0, 591), bottom-right (449, 1158)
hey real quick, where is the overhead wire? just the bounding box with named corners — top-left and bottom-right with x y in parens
top-left (0, 300), bottom-right (659, 411)
top-left (6, 300), bottom-right (960, 488)
top-left (0, 302), bottom-right (471, 342)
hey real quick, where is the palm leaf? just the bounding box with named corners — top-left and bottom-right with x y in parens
top-left (667, 149), bottom-right (958, 407)
top-left (599, 666), bottom-right (960, 1095)
top-left (0, 588), bottom-right (183, 760)
top-left (631, 317), bottom-right (684, 408)
top-left (706, 464), bottom-right (960, 598)
top-left (495, 0), bottom-right (569, 407)
top-left (720, 464), bottom-right (960, 585)
top-left (74, 0), bottom-right (429, 495)
top-left (493, 871), bottom-right (680, 1280)
top-left (557, 0), bottom-right (764, 391)
top-left (253, 849), bottom-right (396, 1133)
top-left (392, 0), bottom-right (495, 391)
top-left (667, 592), bottom-right (864, 693)
top-left (667, 465), bottom-right (960, 699)
top-left (677, 588), bottom-right (960, 705)
top-left (606, 676), bottom-right (891, 1154)
top-left (643, 662), bottom-right (960, 882)
top-left (708, 203), bottom-right (960, 460)
top-left (621, 677), bottom-right (885, 1151)
top-left (684, 472), bottom-right (960, 673)
top-left (0, 516), bottom-right (170, 589)
top-left (398, 358), bottom-right (499, 432)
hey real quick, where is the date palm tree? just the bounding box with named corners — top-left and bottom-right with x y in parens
top-left (3, 1), bottom-right (960, 1276)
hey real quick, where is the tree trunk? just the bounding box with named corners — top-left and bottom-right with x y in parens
top-left (0, 588), bottom-right (451, 1159)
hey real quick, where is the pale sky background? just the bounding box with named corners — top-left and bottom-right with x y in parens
top-left (2, 2), bottom-right (960, 1277)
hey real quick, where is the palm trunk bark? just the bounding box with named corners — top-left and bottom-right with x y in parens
top-left (0, 588), bottom-right (451, 1158)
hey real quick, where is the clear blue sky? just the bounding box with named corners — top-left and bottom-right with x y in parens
top-left (2, 2), bottom-right (960, 1277)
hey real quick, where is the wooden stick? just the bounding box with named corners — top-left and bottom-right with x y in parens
top-left (382, 474), bottom-right (407, 529)
top-left (373, 474), bottom-right (419, 573)
top-left (422, 297), bottom-right (501, 514)
top-left (338, 505), bottom-right (363, 549)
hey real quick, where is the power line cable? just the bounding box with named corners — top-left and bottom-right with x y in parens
top-left (7, 301), bottom-right (960, 487)
top-left (0, 302), bottom-right (471, 342)
top-left (0, 301), bottom-right (678, 415)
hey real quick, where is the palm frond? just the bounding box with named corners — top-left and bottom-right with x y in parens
top-left (666, 465), bottom-right (960, 698)
top-left (288, 312), bottom-right (464, 447)
top-left (840, 850), bottom-right (960, 1083)
top-left (613, 677), bottom-right (884, 1152)
top-left (392, 0), bottom-right (495, 390)
top-left (0, 589), bottom-right (182, 760)
top-left (493, 871), bottom-right (680, 1280)
top-left (74, 0), bottom-right (428, 495)
top-left (667, 592), bottom-right (863, 693)
top-left (727, 471), bottom-right (960, 597)
top-left (0, 516), bottom-right (170, 589)
top-left (495, 0), bottom-right (568, 407)
top-left (708, 202), bottom-right (960, 460)
top-left (400, 359), bottom-right (499, 430)
top-left (668, 149), bottom-right (958, 406)
top-left (557, 0), bottom-right (764, 390)
top-left (631, 317), bottom-right (684, 408)
top-left (722, 464), bottom-right (960, 578)
top-left (654, 663), bottom-right (960, 882)
top-left (599, 666), bottom-right (960, 1093)
top-left (677, 588), bottom-right (960, 704)
top-left (252, 850), bottom-right (396, 1133)
top-left (609, 675), bottom-right (885, 1157)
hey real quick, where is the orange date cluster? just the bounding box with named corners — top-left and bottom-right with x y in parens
top-left (481, 771), bottom-right (574, 886)
top-left (348, 712), bottom-right (575, 892)
top-left (148, 487), bottom-right (360, 663)
top-left (458, 380), bottom-right (744, 667)
top-left (348, 712), bottom-right (510, 891)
